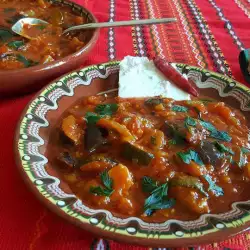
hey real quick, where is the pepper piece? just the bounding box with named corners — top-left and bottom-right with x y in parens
top-left (154, 57), bottom-right (198, 97)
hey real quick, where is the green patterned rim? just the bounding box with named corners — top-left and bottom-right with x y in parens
top-left (15, 61), bottom-right (250, 247)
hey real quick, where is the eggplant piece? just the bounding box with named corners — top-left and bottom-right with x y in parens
top-left (84, 124), bottom-right (108, 152)
top-left (59, 130), bottom-right (74, 146)
top-left (162, 120), bottom-right (186, 143)
top-left (196, 141), bottom-right (222, 166)
top-left (58, 151), bottom-right (77, 168)
top-left (170, 175), bottom-right (208, 197)
top-left (145, 98), bottom-right (164, 107)
top-left (81, 154), bottom-right (117, 166)
top-left (121, 142), bottom-right (154, 166)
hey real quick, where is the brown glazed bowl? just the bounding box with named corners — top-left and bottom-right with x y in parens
top-left (0, 0), bottom-right (99, 97)
top-left (15, 61), bottom-right (250, 247)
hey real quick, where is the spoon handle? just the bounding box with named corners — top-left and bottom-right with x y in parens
top-left (63, 18), bottom-right (177, 34)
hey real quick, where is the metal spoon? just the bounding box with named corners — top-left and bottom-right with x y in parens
top-left (11, 18), bottom-right (49, 40)
top-left (11, 17), bottom-right (177, 39)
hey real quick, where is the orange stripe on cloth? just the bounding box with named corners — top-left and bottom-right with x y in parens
top-left (129, 0), bottom-right (148, 57)
top-left (195, 0), bottom-right (248, 83)
top-left (153, 0), bottom-right (198, 65)
top-left (180, 0), bottom-right (233, 77)
top-left (170, 0), bottom-right (208, 68)
top-left (144, 0), bottom-right (165, 58)
top-left (151, 0), bottom-right (175, 62)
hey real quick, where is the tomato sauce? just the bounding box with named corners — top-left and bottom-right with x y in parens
top-left (49, 95), bottom-right (250, 222)
top-left (0, 0), bottom-right (89, 70)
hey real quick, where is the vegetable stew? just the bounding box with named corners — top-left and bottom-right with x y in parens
top-left (0, 0), bottom-right (90, 70)
top-left (50, 95), bottom-right (250, 222)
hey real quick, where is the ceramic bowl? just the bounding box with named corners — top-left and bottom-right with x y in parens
top-left (15, 61), bottom-right (250, 247)
top-left (0, 0), bottom-right (99, 97)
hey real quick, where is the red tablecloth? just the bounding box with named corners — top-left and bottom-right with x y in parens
top-left (1, 0), bottom-right (250, 249)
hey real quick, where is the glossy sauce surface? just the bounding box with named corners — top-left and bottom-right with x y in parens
top-left (0, 0), bottom-right (88, 70)
top-left (50, 95), bottom-right (250, 222)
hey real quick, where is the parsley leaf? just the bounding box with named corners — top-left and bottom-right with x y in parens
top-left (89, 170), bottom-right (114, 196)
top-left (237, 149), bottom-right (247, 168)
top-left (145, 197), bottom-right (175, 216)
top-left (7, 40), bottom-right (24, 50)
top-left (199, 120), bottom-right (232, 142)
top-left (168, 139), bottom-right (177, 145)
top-left (0, 29), bottom-right (13, 42)
top-left (85, 112), bottom-right (101, 124)
top-left (36, 25), bottom-right (46, 30)
top-left (89, 186), bottom-right (113, 196)
top-left (142, 179), bottom-right (175, 216)
top-left (210, 130), bottom-right (232, 142)
top-left (16, 54), bottom-right (38, 67)
top-left (171, 105), bottom-right (188, 112)
top-left (177, 149), bottom-right (204, 166)
top-left (95, 103), bottom-right (118, 116)
top-left (214, 142), bottom-right (234, 155)
top-left (100, 170), bottom-right (113, 190)
top-left (203, 175), bottom-right (224, 197)
top-left (185, 117), bottom-right (197, 127)
top-left (199, 120), bottom-right (216, 132)
top-left (141, 176), bottom-right (158, 193)
top-left (241, 147), bottom-right (250, 154)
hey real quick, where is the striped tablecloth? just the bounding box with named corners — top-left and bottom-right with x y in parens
top-left (1, 0), bottom-right (250, 249)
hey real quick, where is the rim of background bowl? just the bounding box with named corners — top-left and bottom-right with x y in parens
top-left (14, 61), bottom-right (250, 247)
top-left (0, 1), bottom-right (99, 75)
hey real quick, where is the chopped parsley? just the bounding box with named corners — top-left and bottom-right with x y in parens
top-left (143, 181), bottom-right (175, 216)
top-left (141, 176), bottom-right (158, 193)
top-left (199, 120), bottom-right (232, 142)
top-left (85, 112), bottom-right (101, 124)
top-left (177, 149), bottom-right (204, 166)
top-left (203, 175), bottom-right (224, 197)
top-left (0, 29), bottom-right (13, 42)
top-left (89, 170), bottom-right (114, 196)
top-left (185, 116), bottom-right (197, 127)
top-left (210, 130), bottom-right (232, 142)
top-left (171, 105), bottom-right (188, 112)
top-left (36, 24), bottom-right (46, 30)
top-left (241, 147), bottom-right (250, 154)
top-left (214, 142), bottom-right (234, 155)
top-left (141, 177), bottom-right (175, 216)
top-left (16, 54), bottom-right (38, 67)
top-left (95, 103), bottom-right (118, 116)
top-left (7, 40), bottom-right (24, 50)
top-left (85, 104), bottom-right (118, 124)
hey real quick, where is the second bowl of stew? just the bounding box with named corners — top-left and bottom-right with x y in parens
top-left (0, 0), bottom-right (99, 96)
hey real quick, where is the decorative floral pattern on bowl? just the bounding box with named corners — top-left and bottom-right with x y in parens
top-left (15, 62), bottom-right (250, 247)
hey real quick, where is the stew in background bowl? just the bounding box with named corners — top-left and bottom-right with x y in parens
top-left (0, 0), bottom-right (98, 96)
